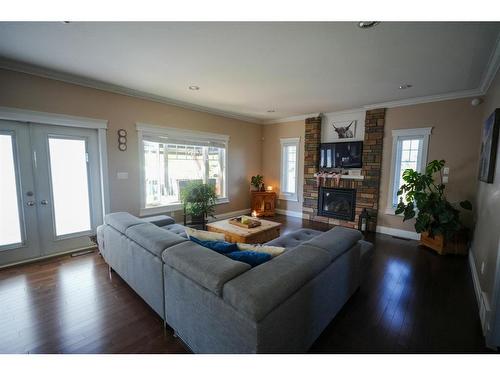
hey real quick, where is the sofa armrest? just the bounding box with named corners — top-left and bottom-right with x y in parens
top-left (163, 241), bottom-right (251, 296)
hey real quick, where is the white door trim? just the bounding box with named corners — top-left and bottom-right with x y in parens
top-left (0, 106), bottom-right (108, 129)
top-left (0, 106), bottom-right (110, 216)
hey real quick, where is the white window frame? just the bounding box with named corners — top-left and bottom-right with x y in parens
top-left (137, 123), bottom-right (229, 216)
top-left (385, 127), bottom-right (432, 215)
top-left (279, 137), bottom-right (300, 202)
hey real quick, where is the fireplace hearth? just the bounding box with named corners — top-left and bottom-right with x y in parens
top-left (318, 187), bottom-right (356, 221)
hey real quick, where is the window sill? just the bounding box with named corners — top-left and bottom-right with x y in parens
top-left (279, 194), bottom-right (298, 202)
top-left (140, 197), bottom-right (229, 217)
top-left (385, 206), bottom-right (418, 217)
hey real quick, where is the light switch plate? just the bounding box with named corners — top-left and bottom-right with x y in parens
top-left (117, 172), bottom-right (128, 180)
top-left (442, 175), bottom-right (449, 184)
top-left (443, 167), bottom-right (450, 175)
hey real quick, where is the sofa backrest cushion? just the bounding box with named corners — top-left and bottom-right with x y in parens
top-left (125, 223), bottom-right (187, 257)
top-left (264, 228), bottom-right (323, 249)
top-left (163, 241), bottom-right (251, 296)
top-left (141, 214), bottom-right (176, 227)
top-left (305, 226), bottom-right (362, 261)
top-left (105, 212), bottom-right (144, 234)
top-left (222, 244), bottom-right (331, 322)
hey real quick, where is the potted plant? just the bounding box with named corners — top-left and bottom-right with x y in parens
top-left (250, 175), bottom-right (264, 191)
top-left (180, 181), bottom-right (217, 227)
top-left (395, 159), bottom-right (472, 255)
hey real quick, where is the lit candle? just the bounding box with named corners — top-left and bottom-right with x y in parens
top-left (251, 210), bottom-right (258, 218)
top-left (266, 185), bottom-right (273, 192)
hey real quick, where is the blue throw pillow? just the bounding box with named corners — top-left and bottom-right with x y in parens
top-left (226, 250), bottom-right (272, 267)
top-left (190, 236), bottom-right (239, 254)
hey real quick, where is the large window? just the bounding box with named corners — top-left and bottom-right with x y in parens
top-left (387, 127), bottom-right (432, 214)
top-left (138, 124), bottom-right (228, 213)
top-left (280, 137), bottom-right (300, 201)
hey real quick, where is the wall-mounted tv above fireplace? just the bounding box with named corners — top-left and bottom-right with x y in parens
top-left (319, 141), bottom-right (363, 169)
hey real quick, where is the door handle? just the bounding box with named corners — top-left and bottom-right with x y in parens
top-left (26, 201), bottom-right (35, 207)
top-left (40, 200), bottom-right (49, 205)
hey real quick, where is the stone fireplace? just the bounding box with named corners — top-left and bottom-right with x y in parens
top-left (302, 109), bottom-right (385, 231)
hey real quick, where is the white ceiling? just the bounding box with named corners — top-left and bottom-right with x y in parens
top-left (0, 22), bottom-right (499, 123)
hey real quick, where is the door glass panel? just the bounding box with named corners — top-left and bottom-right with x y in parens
top-left (0, 134), bottom-right (23, 246)
top-left (48, 137), bottom-right (91, 236)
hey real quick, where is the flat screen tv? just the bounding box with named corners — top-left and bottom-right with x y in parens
top-left (319, 141), bottom-right (363, 169)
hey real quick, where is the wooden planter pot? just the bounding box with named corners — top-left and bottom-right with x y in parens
top-left (420, 230), bottom-right (468, 256)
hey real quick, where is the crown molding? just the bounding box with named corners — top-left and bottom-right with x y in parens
top-left (0, 57), bottom-right (262, 125)
top-left (265, 88), bottom-right (483, 124)
top-left (2, 30), bottom-right (499, 127)
top-left (266, 33), bottom-right (500, 123)
top-left (479, 32), bottom-right (500, 94)
top-left (263, 112), bottom-right (321, 124)
top-left (362, 88), bottom-right (483, 110)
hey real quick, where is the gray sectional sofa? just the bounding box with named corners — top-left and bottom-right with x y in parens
top-left (97, 212), bottom-right (373, 353)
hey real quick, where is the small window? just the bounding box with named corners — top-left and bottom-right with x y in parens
top-left (387, 128), bottom-right (432, 213)
top-left (280, 137), bottom-right (300, 201)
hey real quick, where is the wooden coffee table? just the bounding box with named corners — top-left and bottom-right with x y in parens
top-left (206, 217), bottom-right (282, 244)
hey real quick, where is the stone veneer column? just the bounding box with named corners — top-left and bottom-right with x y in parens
top-left (302, 116), bottom-right (322, 221)
top-left (301, 109), bottom-right (386, 231)
top-left (360, 108), bottom-right (386, 231)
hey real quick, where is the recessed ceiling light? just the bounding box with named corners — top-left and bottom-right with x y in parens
top-left (399, 84), bottom-right (413, 90)
top-left (188, 85), bottom-right (200, 91)
top-left (357, 21), bottom-right (380, 29)
top-left (267, 109), bottom-right (276, 113)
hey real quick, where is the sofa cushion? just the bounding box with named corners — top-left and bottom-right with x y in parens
top-left (105, 212), bottom-right (144, 234)
top-left (236, 243), bottom-right (286, 258)
top-left (185, 227), bottom-right (225, 241)
top-left (163, 241), bottom-right (251, 296)
top-left (125, 223), bottom-right (187, 257)
top-left (222, 243), bottom-right (331, 321)
top-left (141, 214), bottom-right (175, 227)
top-left (305, 226), bottom-right (362, 261)
top-left (226, 250), bottom-right (272, 267)
top-left (189, 236), bottom-right (239, 254)
top-left (162, 223), bottom-right (188, 238)
top-left (265, 228), bottom-right (323, 249)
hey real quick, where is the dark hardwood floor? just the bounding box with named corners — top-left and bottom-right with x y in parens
top-left (0, 215), bottom-right (491, 353)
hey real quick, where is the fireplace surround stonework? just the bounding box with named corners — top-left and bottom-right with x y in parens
top-left (302, 109), bottom-right (386, 231)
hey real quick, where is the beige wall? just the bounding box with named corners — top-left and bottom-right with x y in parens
top-left (0, 69), bottom-right (263, 217)
top-left (378, 98), bottom-right (484, 232)
top-left (471, 69), bottom-right (500, 306)
top-left (262, 120), bottom-right (305, 213)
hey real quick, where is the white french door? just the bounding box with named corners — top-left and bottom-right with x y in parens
top-left (0, 120), bottom-right (103, 266)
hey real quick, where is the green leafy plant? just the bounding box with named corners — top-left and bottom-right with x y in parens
top-left (180, 181), bottom-right (217, 220)
top-left (251, 175), bottom-right (264, 189)
top-left (395, 159), bottom-right (472, 239)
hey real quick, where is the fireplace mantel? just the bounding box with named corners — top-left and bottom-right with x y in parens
top-left (314, 172), bottom-right (365, 180)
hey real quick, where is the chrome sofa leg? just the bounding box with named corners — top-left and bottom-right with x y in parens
top-left (108, 265), bottom-right (113, 280)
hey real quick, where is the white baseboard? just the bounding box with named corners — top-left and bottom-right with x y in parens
top-left (0, 245), bottom-right (96, 270)
top-left (212, 208), bottom-right (251, 221)
top-left (275, 208), bottom-right (303, 218)
top-left (375, 225), bottom-right (421, 240)
top-left (469, 250), bottom-right (491, 335)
